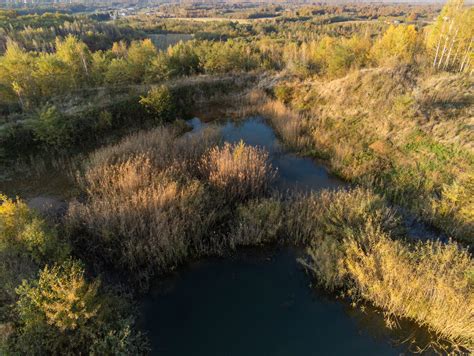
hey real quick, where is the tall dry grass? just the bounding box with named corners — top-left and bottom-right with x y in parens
top-left (68, 126), bottom-right (222, 287)
top-left (228, 197), bottom-right (283, 247)
top-left (297, 188), bottom-right (474, 352)
top-left (253, 69), bottom-right (474, 243)
top-left (67, 125), bottom-right (278, 286)
top-left (343, 226), bottom-right (474, 352)
top-left (199, 141), bottom-right (276, 202)
top-left (68, 158), bottom-right (216, 287)
top-left (256, 97), bottom-right (313, 152)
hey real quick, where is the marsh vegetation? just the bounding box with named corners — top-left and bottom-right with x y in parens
top-left (0, 0), bottom-right (473, 354)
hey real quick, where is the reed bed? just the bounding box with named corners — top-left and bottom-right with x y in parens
top-left (67, 127), bottom-right (276, 287)
top-left (296, 189), bottom-right (474, 352)
top-left (66, 115), bottom-right (473, 350)
top-left (199, 141), bottom-right (276, 202)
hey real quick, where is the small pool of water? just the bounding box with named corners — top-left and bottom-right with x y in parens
top-left (140, 248), bottom-right (426, 355)
top-left (141, 117), bottom-right (435, 355)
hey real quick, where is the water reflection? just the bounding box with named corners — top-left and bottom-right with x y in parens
top-left (141, 117), bottom-right (436, 355)
top-left (141, 249), bottom-right (412, 355)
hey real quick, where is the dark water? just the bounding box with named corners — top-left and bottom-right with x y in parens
top-left (141, 117), bottom-right (433, 355)
top-left (191, 116), bottom-right (344, 192)
top-left (140, 249), bottom-right (420, 356)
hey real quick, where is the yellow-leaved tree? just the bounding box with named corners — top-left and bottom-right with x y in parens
top-left (371, 25), bottom-right (419, 66)
top-left (427, 0), bottom-right (473, 72)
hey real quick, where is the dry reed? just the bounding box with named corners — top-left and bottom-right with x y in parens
top-left (298, 188), bottom-right (474, 352)
top-left (199, 141), bottom-right (276, 202)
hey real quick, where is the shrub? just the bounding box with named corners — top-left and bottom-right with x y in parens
top-left (0, 194), bottom-right (71, 347)
top-left (12, 259), bottom-right (148, 355)
top-left (273, 84), bottom-right (293, 104)
top-left (199, 141), bottom-right (276, 202)
top-left (139, 85), bottom-right (177, 123)
top-left (30, 105), bottom-right (72, 147)
top-left (0, 194), bottom-right (69, 266)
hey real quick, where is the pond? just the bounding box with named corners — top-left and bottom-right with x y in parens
top-left (140, 117), bottom-right (434, 355)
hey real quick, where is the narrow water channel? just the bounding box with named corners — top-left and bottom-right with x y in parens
top-left (140, 117), bottom-right (434, 355)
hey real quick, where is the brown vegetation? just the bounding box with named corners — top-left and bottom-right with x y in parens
top-left (67, 126), bottom-right (277, 287)
top-left (253, 66), bottom-right (474, 243)
top-left (298, 189), bottom-right (474, 352)
top-left (199, 141), bottom-right (276, 202)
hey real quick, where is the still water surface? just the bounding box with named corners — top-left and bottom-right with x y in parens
top-left (141, 117), bottom-right (432, 355)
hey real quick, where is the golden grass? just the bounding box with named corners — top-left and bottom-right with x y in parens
top-left (68, 126), bottom-right (223, 286)
top-left (251, 68), bottom-right (474, 243)
top-left (199, 141), bottom-right (276, 202)
top-left (256, 95), bottom-right (312, 152)
top-left (67, 126), bottom-right (277, 286)
top-left (229, 197), bottom-right (283, 247)
top-left (298, 188), bottom-right (474, 352)
top-left (68, 160), bottom-right (215, 287)
top-left (343, 227), bottom-right (474, 352)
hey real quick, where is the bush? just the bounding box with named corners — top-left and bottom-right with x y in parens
top-left (0, 194), bottom-right (69, 266)
top-left (273, 84), bottom-right (293, 104)
top-left (0, 194), bottom-right (71, 344)
top-left (30, 105), bottom-right (72, 147)
top-left (11, 259), bottom-right (148, 355)
top-left (139, 85), bottom-right (177, 123)
top-left (199, 141), bottom-right (276, 202)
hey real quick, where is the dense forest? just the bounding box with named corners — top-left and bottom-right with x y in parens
top-left (0, 0), bottom-right (473, 354)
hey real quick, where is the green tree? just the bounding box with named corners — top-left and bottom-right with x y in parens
top-left (55, 35), bottom-right (92, 88)
top-left (0, 40), bottom-right (37, 108)
top-left (32, 53), bottom-right (69, 98)
top-left (13, 259), bottom-right (148, 355)
top-left (0, 194), bottom-right (69, 323)
top-left (126, 39), bottom-right (158, 82)
top-left (148, 41), bottom-right (200, 81)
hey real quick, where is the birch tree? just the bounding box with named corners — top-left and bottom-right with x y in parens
top-left (428, 0), bottom-right (473, 72)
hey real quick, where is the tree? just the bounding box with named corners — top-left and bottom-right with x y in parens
top-left (30, 105), bottom-right (72, 147)
top-left (147, 41), bottom-right (200, 81)
top-left (371, 25), bottom-right (419, 66)
top-left (428, 0), bottom-right (473, 72)
top-left (13, 259), bottom-right (148, 355)
top-left (32, 53), bottom-right (69, 98)
top-left (55, 35), bottom-right (92, 88)
top-left (0, 194), bottom-right (69, 321)
top-left (0, 40), bottom-right (37, 108)
top-left (126, 39), bottom-right (157, 82)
